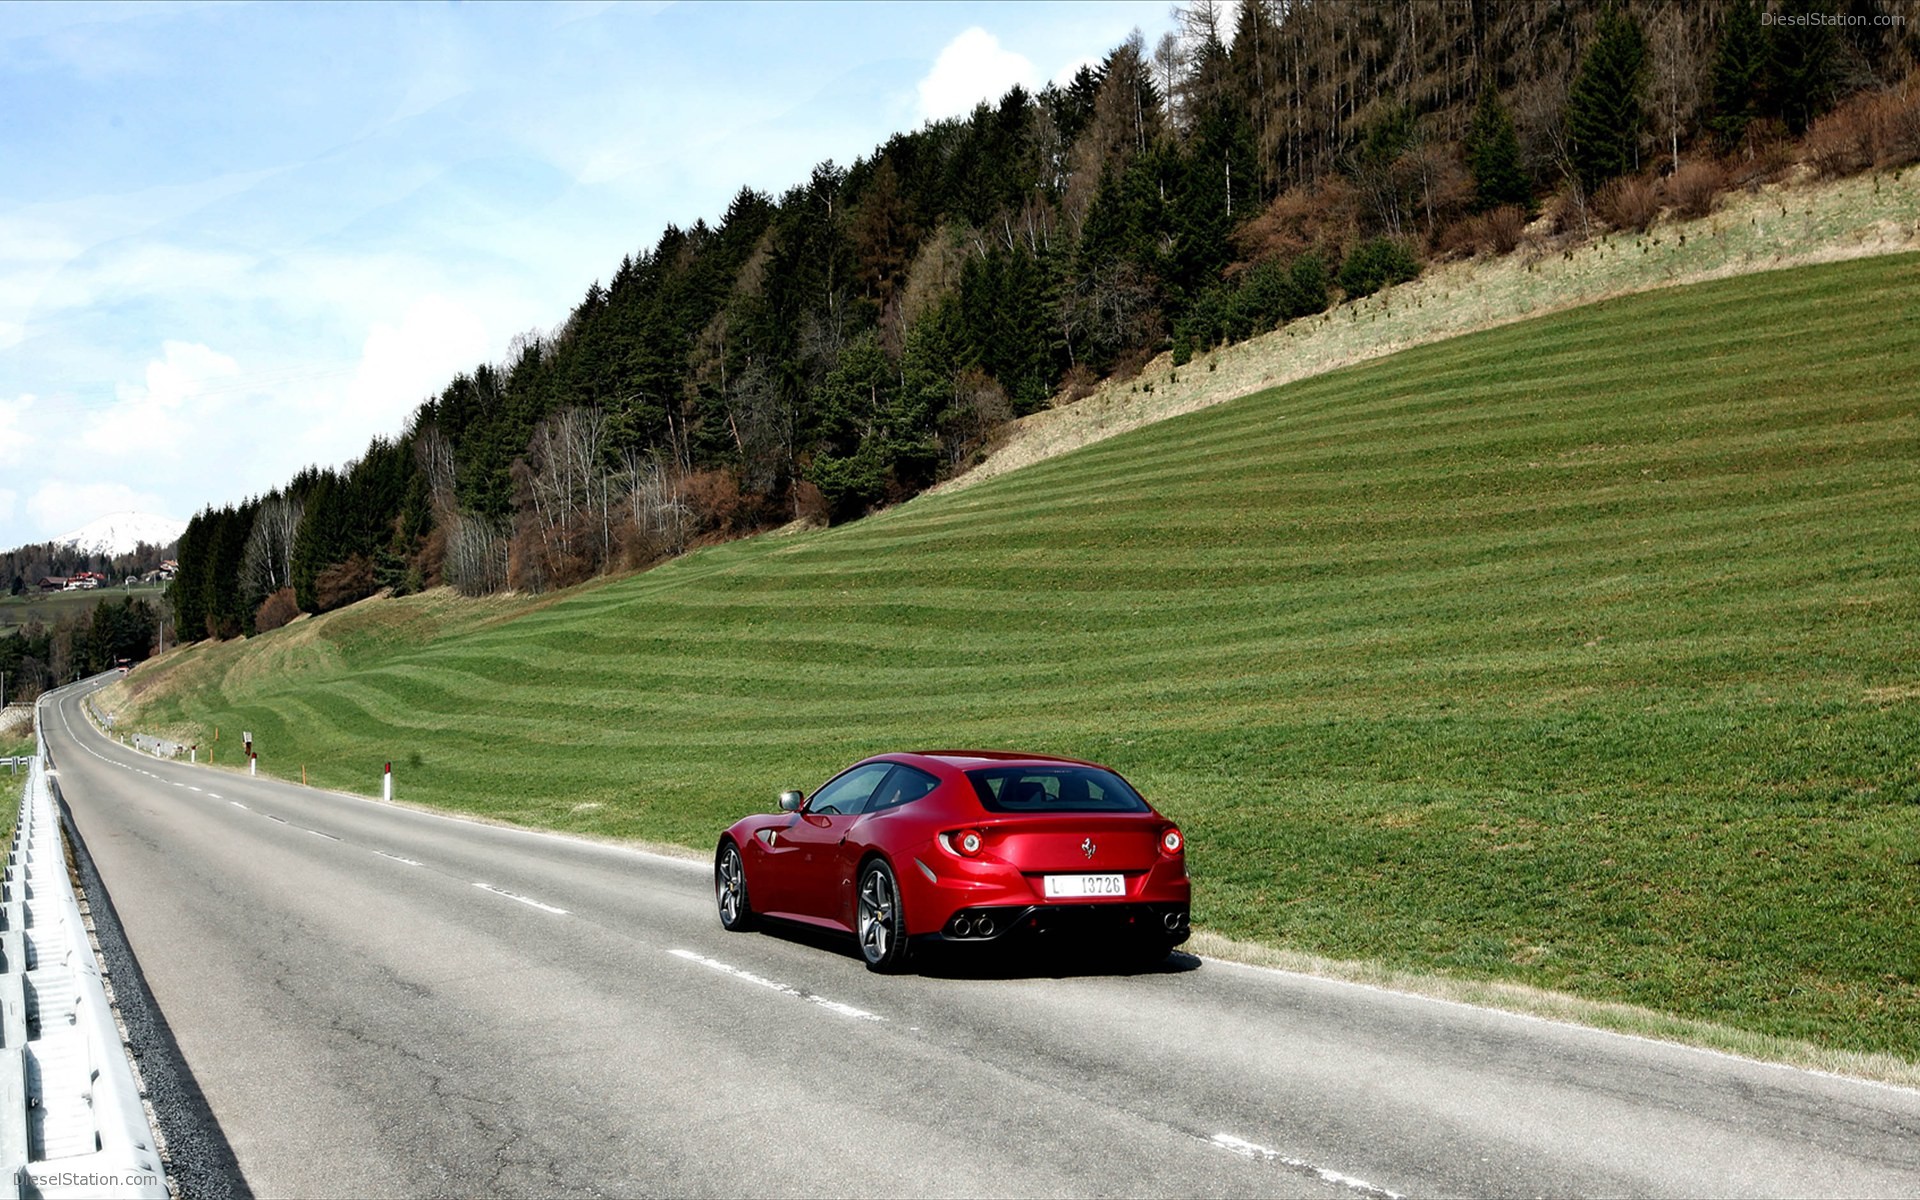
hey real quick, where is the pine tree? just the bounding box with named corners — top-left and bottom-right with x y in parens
top-left (1565, 8), bottom-right (1648, 193)
top-left (1708, 0), bottom-right (1766, 151)
top-left (1466, 87), bottom-right (1530, 213)
top-left (1768, 0), bottom-right (1838, 135)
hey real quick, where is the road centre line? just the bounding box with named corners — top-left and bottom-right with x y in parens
top-left (304, 829), bottom-right (340, 841)
top-left (669, 948), bottom-right (882, 1021)
top-left (230, 801), bottom-right (249, 810)
top-left (472, 882), bottom-right (568, 915)
top-left (1209, 1133), bottom-right (1402, 1200)
top-left (372, 850), bottom-right (423, 867)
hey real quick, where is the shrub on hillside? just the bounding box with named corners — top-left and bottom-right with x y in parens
top-left (1547, 186), bottom-right (1592, 237)
top-left (683, 469), bottom-right (747, 533)
top-left (1726, 135), bottom-right (1798, 190)
top-left (1437, 205), bottom-right (1528, 259)
top-left (1594, 176), bottom-right (1659, 232)
top-left (1337, 238), bottom-right (1420, 299)
top-left (1234, 177), bottom-right (1363, 266)
top-left (1179, 252), bottom-right (1333, 358)
top-left (1056, 363), bottom-right (1100, 405)
top-left (254, 588), bottom-right (300, 633)
top-left (1661, 160), bottom-right (1726, 220)
top-left (314, 554), bottom-right (376, 612)
top-left (1804, 79), bottom-right (1920, 177)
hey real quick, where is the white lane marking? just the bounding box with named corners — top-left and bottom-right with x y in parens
top-left (472, 881), bottom-right (568, 915)
top-left (1209, 1133), bottom-right (1402, 1199)
top-left (304, 829), bottom-right (341, 841)
top-left (264, 814), bottom-right (288, 824)
top-left (372, 850), bottom-right (422, 867)
top-left (187, 787), bottom-right (202, 793)
top-left (230, 801), bottom-right (249, 811)
top-left (669, 948), bottom-right (882, 1021)
top-left (207, 793), bottom-right (221, 800)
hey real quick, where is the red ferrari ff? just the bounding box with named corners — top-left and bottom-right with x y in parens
top-left (714, 750), bottom-right (1190, 971)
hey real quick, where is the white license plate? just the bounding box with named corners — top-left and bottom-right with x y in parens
top-left (1043, 873), bottom-right (1126, 898)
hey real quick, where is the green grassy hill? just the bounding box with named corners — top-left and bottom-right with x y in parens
top-left (111, 255), bottom-right (1920, 1061)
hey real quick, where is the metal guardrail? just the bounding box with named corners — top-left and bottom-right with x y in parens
top-left (0, 700), bottom-right (169, 1199)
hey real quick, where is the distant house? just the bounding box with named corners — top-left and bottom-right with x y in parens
top-left (38, 576), bottom-right (70, 591)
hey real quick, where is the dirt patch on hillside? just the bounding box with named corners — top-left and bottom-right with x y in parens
top-left (936, 171), bottom-right (1920, 493)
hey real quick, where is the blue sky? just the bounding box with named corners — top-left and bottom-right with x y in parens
top-left (0, 0), bottom-right (1173, 550)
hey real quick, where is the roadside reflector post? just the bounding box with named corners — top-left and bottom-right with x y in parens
top-left (190, 744), bottom-right (196, 764)
top-left (249, 751), bottom-right (257, 777)
top-left (383, 761), bottom-right (392, 803)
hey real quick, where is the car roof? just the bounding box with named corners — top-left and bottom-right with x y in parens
top-left (893, 749), bottom-right (1107, 772)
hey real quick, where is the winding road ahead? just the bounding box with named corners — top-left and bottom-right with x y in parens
top-left (39, 679), bottom-right (1920, 1197)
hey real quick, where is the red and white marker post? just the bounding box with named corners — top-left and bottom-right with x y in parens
top-left (383, 761), bottom-right (393, 802)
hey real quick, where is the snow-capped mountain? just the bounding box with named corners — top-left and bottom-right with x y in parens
top-left (54, 511), bottom-right (186, 558)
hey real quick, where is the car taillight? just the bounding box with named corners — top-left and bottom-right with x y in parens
top-left (1161, 827), bottom-right (1183, 855)
top-left (941, 829), bottom-right (985, 857)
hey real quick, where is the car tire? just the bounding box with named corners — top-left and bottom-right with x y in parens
top-left (856, 860), bottom-right (911, 973)
top-left (716, 840), bottom-right (755, 931)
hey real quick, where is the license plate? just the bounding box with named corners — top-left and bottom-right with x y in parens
top-left (1043, 873), bottom-right (1125, 898)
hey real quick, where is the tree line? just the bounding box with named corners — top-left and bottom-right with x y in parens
top-left (168, 0), bottom-right (1918, 642)
top-left (0, 597), bottom-right (160, 702)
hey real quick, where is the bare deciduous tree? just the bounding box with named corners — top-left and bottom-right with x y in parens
top-left (240, 494), bottom-right (304, 605)
top-left (1649, 6), bottom-right (1707, 175)
top-left (445, 512), bottom-right (509, 597)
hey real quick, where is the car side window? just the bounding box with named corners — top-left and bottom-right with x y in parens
top-left (865, 764), bottom-right (939, 814)
top-left (806, 762), bottom-right (893, 816)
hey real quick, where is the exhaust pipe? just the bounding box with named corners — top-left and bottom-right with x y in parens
top-left (1162, 911), bottom-right (1184, 932)
top-left (975, 916), bottom-right (995, 938)
top-left (952, 914), bottom-right (974, 937)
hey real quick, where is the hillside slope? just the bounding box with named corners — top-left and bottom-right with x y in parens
top-left (949, 169), bottom-right (1920, 490)
top-left (107, 254), bottom-right (1920, 1063)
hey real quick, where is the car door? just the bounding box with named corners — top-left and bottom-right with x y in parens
top-left (775, 761), bottom-right (893, 926)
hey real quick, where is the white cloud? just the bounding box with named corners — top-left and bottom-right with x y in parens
top-left (82, 341), bottom-right (241, 461)
top-left (0, 395), bottom-right (33, 468)
top-left (917, 28), bottom-right (1038, 123)
top-left (309, 294), bottom-right (492, 462)
top-left (0, 490), bottom-right (14, 525)
top-left (27, 480), bottom-right (170, 535)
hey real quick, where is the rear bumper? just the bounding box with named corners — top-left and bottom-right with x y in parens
top-left (901, 850), bottom-right (1191, 938)
top-left (928, 900), bottom-right (1191, 945)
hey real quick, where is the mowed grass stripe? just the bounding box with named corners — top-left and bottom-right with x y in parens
top-left (114, 255), bottom-right (1920, 1058)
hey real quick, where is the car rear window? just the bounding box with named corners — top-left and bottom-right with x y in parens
top-left (966, 765), bottom-right (1150, 813)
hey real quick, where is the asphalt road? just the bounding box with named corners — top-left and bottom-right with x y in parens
top-left (39, 678), bottom-right (1920, 1198)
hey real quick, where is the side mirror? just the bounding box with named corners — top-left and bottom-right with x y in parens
top-left (777, 789), bottom-right (804, 812)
